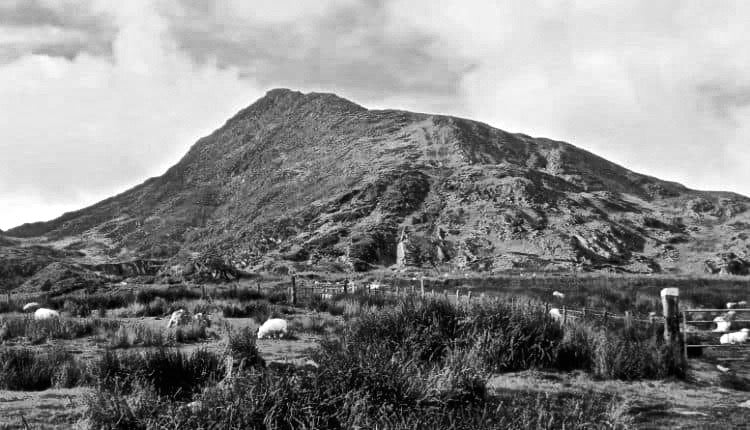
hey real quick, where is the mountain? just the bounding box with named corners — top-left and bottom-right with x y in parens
top-left (5, 89), bottom-right (750, 277)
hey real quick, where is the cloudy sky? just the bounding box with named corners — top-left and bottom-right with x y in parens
top-left (1, 0), bottom-right (749, 230)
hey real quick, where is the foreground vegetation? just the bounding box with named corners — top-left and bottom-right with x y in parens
top-left (76, 296), bottom-right (681, 429)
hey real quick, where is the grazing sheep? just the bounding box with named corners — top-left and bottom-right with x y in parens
top-left (166, 309), bottom-right (192, 328)
top-left (549, 307), bottom-right (563, 322)
top-left (552, 291), bottom-right (565, 300)
top-left (257, 318), bottom-right (288, 339)
top-left (717, 364), bottom-right (731, 373)
top-left (321, 293), bottom-right (333, 300)
top-left (720, 328), bottom-right (750, 345)
top-left (369, 282), bottom-right (381, 290)
top-left (727, 302), bottom-right (738, 309)
top-left (33, 308), bottom-right (60, 320)
top-left (713, 316), bottom-right (732, 332)
top-left (22, 302), bottom-right (40, 312)
top-left (739, 301), bottom-right (748, 307)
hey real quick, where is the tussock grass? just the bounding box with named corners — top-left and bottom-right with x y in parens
top-left (0, 347), bottom-right (89, 390)
top-left (93, 349), bottom-right (225, 400)
top-left (85, 296), bottom-right (648, 428)
top-left (0, 315), bottom-right (120, 343)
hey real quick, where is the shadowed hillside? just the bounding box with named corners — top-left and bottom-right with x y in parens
top-left (5, 89), bottom-right (750, 276)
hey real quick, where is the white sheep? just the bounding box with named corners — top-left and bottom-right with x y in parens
top-left (549, 307), bottom-right (563, 322)
top-left (727, 302), bottom-right (738, 309)
top-left (33, 308), bottom-right (60, 320)
top-left (739, 301), bottom-right (748, 307)
top-left (167, 309), bottom-right (192, 328)
top-left (720, 328), bottom-right (750, 344)
top-left (22, 302), bottom-right (40, 312)
top-left (713, 316), bottom-right (732, 333)
top-left (257, 318), bottom-right (288, 339)
top-left (321, 293), bottom-right (333, 300)
top-left (552, 291), bottom-right (565, 300)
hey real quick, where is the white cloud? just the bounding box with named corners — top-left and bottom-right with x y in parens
top-left (2, 0), bottom-right (750, 230)
top-left (384, 0), bottom-right (750, 195)
top-left (0, 0), bottom-right (261, 229)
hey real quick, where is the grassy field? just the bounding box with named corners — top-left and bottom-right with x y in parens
top-left (1, 277), bottom-right (750, 429)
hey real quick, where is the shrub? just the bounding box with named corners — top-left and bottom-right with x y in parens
top-left (0, 316), bottom-right (120, 343)
top-left (227, 327), bottom-right (265, 368)
top-left (0, 347), bottom-right (88, 390)
top-left (94, 349), bottom-right (225, 400)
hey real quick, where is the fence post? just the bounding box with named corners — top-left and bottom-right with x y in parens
top-left (583, 307), bottom-right (587, 318)
top-left (444, 290), bottom-right (449, 301)
top-left (290, 275), bottom-right (297, 306)
top-left (563, 306), bottom-right (567, 324)
top-left (455, 289), bottom-right (460, 302)
top-left (467, 291), bottom-right (472, 303)
top-left (625, 311), bottom-right (632, 330)
top-left (202, 284), bottom-right (206, 300)
top-left (661, 288), bottom-right (685, 366)
top-left (343, 278), bottom-right (348, 295)
top-left (603, 311), bottom-right (608, 324)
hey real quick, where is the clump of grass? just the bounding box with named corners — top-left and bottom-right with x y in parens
top-left (108, 324), bottom-right (167, 349)
top-left (307, 296), bottom-right (346, 316)
top-left (0, 347), bottom-right (89, 390)
top-left (288, 315), bottom-right (338, 335)
top-left (227, 327), bottom-right (265, 368)
top-left (718, 373), bottom-right (750, 391)
top-left (0, 316), bottom-right (120, 343)
top-left (93, 349), bottom-right (224, 400)
top-left (135, 286), bottom-right (200, 305)
top-left (221, 300), bottom-right (270, 322)
top-left (168, 321), bottom-right (210, 343)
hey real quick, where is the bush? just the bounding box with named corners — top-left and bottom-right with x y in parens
top-left (94, 349), bottom-right (225, 400)
top-left (221, 301), bottom-right (270, 322)
top-left (0, 315), bottom-right (120, 343)
top-left (227, 327), bottom-right (265, 368)
top-left (0, 347), bottom-right (88, 390)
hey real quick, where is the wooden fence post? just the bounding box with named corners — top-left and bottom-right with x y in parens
top-left (625, 311), bottom-right (632, 330)
top-left (290, 275), bottom-right (297, 306)
top-left (420, 281), bottom-right (425, 299)
top-left (255, 281), bottom-right (260, 295)
top-left (563, 306), bottom-right (567, 324)
top-left (603, 311), bottom-right (608, 324)
top-left (343, 278), bottom-right (348, 295)
top-left (467, 291), bottom-right (472, 303)
top-left (455, 289), bottom-right (460, 302)
top-left (661, 287), bottom-right (685, 365)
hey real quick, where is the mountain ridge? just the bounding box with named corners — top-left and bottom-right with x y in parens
top-left (5, 89), bottom-right (750, 277)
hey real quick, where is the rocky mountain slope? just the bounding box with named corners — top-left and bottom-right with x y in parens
top-left (4, 89), bottom-right (750, 278)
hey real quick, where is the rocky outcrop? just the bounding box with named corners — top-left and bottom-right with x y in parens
top-left (704, 253), bottom-right (750, 276)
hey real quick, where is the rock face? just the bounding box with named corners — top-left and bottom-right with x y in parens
top-left (4, 89), bottom-right (750, 276)
top-left (704, 253), bottom-right (750, 276)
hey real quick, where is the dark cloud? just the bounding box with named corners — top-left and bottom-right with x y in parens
top-left (0, 0), bottom-right (115, 60)
top-left (169, 0), bottom-right (472, 101)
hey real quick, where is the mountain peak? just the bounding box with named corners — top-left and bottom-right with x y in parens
top-left (6, 90), bottom-right (749, 277)
top-left (247, 88), bottom-right (366, 115)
